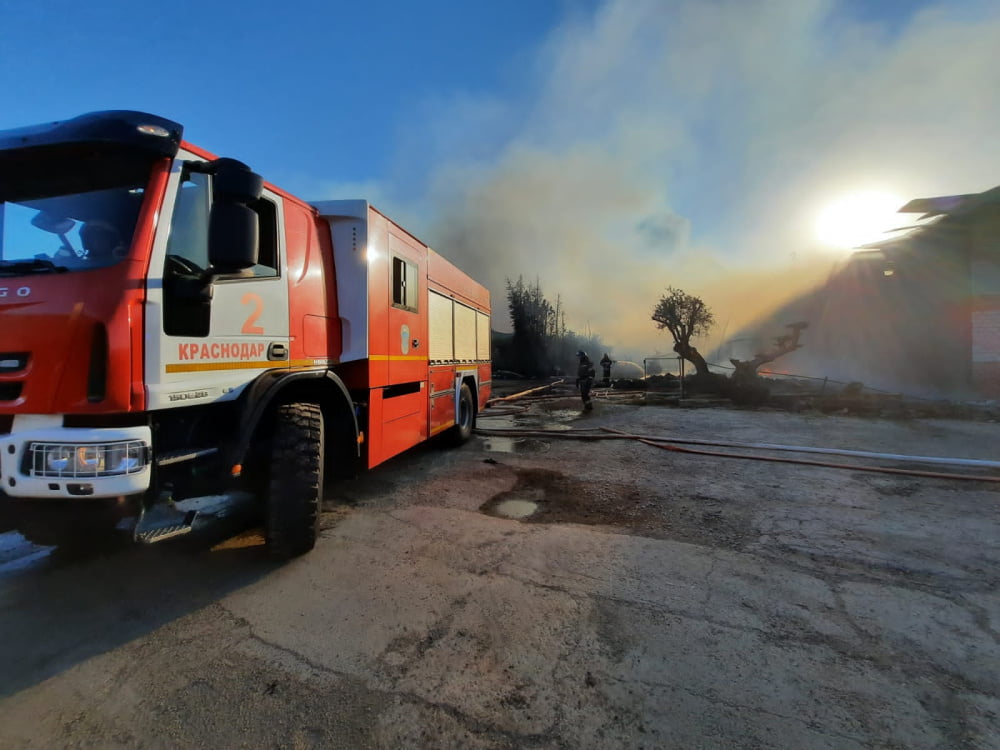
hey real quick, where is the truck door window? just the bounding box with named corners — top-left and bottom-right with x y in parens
top-left (164, 172), bottom-right (278, 279)
top-left (248, 196), bottom-right (278, 278)
top-left (165, 172), bottom-right (210, 273)
top-left (162, 171), bottom-right (280, 337)
top-left (392, 256), bottom-right (418, 312)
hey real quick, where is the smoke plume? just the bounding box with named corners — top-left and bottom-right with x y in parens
top-left (388, 1), bottom-right (1000, 369)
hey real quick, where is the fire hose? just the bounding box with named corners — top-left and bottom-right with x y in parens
top-left (471, 424), bottom-right (1000, 483)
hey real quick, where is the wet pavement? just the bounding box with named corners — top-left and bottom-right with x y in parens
top-left (0, 531), bottom-right (52, 578)
top-left (1, 389), bottom-right (999, 749)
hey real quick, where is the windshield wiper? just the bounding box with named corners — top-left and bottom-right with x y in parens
top-left (0, 258), bottom-right (69, 276)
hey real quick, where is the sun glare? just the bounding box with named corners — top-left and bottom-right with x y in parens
top-left (814, 191), bottom-right (905, 249)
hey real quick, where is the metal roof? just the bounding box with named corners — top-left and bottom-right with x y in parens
top-left (898, 184), bottom-right (1000, 217)
top-left (855, 184), bottom-right (1000, 251)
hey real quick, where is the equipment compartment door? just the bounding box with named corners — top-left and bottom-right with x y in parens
top-left (386, 232), bottom-right (428, 388)
top-left (378, 231), bottom-right (428, 455)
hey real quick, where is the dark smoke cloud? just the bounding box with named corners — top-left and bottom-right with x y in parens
top-left (325, 1), bottom-right (1000, 369)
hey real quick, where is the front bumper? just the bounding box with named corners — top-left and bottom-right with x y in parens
top-left (0, 418), bottom-right (152, 499)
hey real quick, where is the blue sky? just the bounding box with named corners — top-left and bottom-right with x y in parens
top-left (3, 0), bottom-right (998, 354)
top-left (0, 0), bottom-right (582, 192)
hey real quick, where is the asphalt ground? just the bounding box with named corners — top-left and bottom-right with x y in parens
top-left (1, 386), bottom-right (998, 749)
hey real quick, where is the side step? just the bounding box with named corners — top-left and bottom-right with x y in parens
top-left (133, 504), bottom-right (197, 544)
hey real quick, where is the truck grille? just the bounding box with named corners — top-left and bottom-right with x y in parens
top-left (0, 383), bottom-right (22, 401)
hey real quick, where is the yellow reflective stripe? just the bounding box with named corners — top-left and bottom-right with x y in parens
top-left (166, 360), bottom-right (274, 373)
top-left (165, 359), bottom-right (318, 374)
top-left (166, 354), bottom-right (429, 372)
top-left (429, 421), bottom-right (455, 435)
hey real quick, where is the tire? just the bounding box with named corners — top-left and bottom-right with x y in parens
top-left (265, 402), bottom-right (324, 559)
top-left (449, 383), bottom-right (476, 445)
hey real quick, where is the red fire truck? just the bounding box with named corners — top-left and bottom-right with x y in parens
top-left (0, 110), bottom-right (491, 557)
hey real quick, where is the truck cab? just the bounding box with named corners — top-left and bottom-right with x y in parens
top-left (0, 110), bottom-right (491, 557)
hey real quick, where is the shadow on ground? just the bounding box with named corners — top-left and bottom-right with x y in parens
top-left (0, 521), bottom-right (283, 699)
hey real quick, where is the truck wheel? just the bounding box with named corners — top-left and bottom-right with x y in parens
top-left (265, 402), bottom-right (324, 559)
top-left (449, 383), bottom-right (476, 445)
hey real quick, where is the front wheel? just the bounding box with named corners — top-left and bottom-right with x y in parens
top-left (265, 402), bottom-right (324, 559)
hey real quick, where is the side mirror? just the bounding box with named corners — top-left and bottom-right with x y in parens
top-left (207, 158), bottom-right (263, 272)
top-left (212, 158), bottom-right (263, 203)
top-left (209, 202), bottom-right (259, 271)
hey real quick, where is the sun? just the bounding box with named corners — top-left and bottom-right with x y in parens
top-left (814, 191), bottom-right (906, 249)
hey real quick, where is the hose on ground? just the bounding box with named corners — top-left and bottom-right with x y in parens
top-left (471, 425), bottom-right (1000, 483)
top-left (487, 382), bottom-right (645, 408)
top-left (598, 428), bottom-right (1000, 470)
top-left (487, 380), bottom-right (564, 404)
top-left (478, 406), bottom-right (530, 417)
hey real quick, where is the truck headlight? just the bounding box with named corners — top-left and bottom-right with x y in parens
top-left (26, 440), bottom-right (150, 478)
top-left (76, 446), bottom-right (103, 471)
top-left (46, 447), bottom-right (74, 473)
top-left (106, 443), bottom-right (145, 473)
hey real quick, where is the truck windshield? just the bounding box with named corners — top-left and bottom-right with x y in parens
top-left (0, 180), bottom-right (147, 276)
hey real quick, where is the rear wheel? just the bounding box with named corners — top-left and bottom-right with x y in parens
top-left (265, 402), bottom-right (324, 559)
top-left (449, 383), bottom-right (476, 445)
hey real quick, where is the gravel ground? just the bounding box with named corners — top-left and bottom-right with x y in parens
top-left (0, 386), bottom-right (998, 749)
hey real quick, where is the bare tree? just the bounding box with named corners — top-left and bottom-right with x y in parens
top-left (651, 287), bottom-right (715, 377)
top-left (730, 322), bottom-right (808, 383)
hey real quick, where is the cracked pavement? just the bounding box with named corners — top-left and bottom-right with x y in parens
top-left (0, 399), bottom-right (998, 748)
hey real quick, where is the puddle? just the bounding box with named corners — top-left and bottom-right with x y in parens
top-left (481, 437), bottom-right (549, 454)
top-left (522, 409), bottom-right (582, 428)
top-left (481, 468), bottom-right (678, 536)
top-left (533, 420), bottom-right (575, 431)
top-left (493, 499), bottom-right (539, 519)
top-left (482, 486), bottom-right (546, 520)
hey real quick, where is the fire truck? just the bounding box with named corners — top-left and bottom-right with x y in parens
top-left (0, 110), bottom-right (491, 558)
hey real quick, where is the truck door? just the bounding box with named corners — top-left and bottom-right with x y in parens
top-left (387, 231), bottom-right (428, 386)
top-left (145, 161), bottom-right (291, 409)
top-left (369, 230), bottom-right (429, 461)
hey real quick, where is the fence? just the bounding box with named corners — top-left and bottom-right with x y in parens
top-left (638, 356), bottom-right (955, 404)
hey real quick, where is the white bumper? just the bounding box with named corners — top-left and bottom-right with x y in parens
top-left (0, 415), bottom-right (152, 499)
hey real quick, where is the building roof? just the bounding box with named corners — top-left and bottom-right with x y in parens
top-left (856, 184), bottom-right (1000, 251)
top-left (898, 184), bottom-right (1000, 219)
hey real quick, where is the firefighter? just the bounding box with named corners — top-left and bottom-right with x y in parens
top-left (575, 350), bottom-right (595, 411)
top-left (599, 352), bottom-right (614, 387)
top-left (79, 220), bottom-right (127, 265)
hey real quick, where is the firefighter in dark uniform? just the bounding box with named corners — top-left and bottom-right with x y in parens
top-left (576, 351), bottom-right (595, 411)
top-left (599, 352), bottom-right (614, 387)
